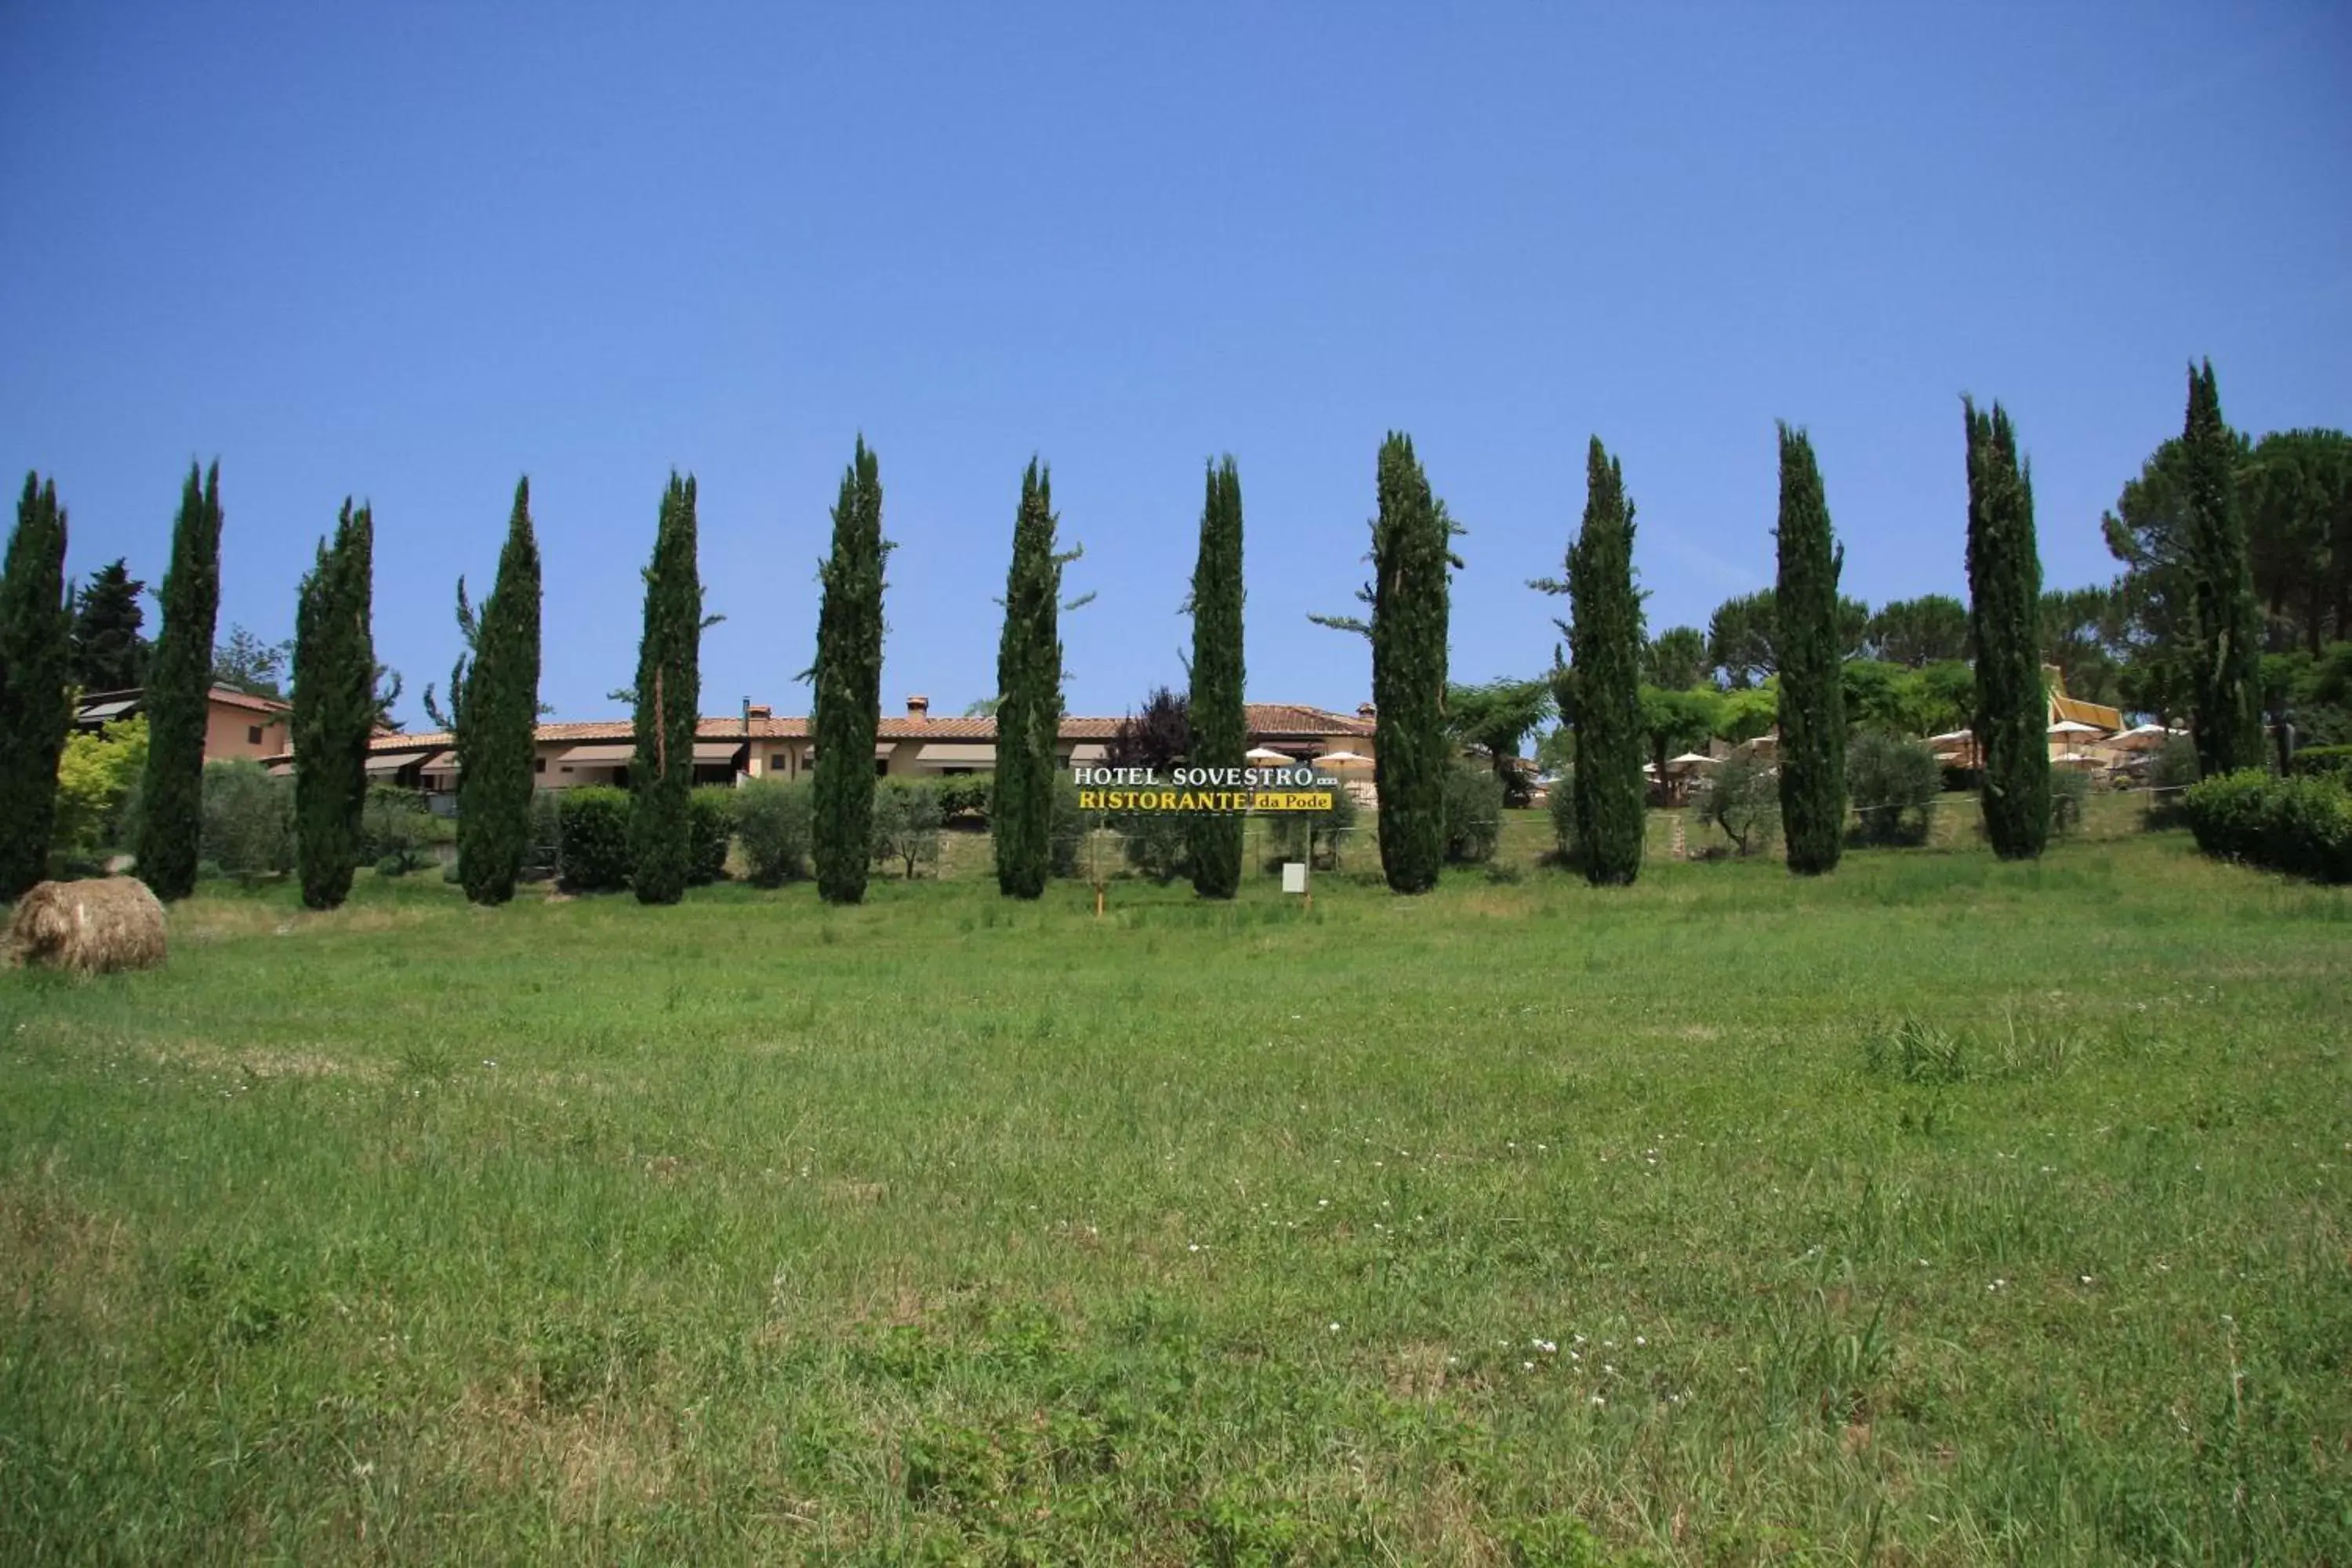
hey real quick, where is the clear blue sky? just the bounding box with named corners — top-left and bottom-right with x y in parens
top-left (4, 4), bottom-right (2347, 726)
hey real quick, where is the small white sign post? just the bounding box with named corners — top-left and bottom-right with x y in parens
top-left (1282, 859), bottom-right (1309, 910)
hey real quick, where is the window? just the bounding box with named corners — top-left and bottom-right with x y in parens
top-left (769, 751), bottom-right (790, 774)
top-left (875, 758), bottom-right (891, 778)
top-left (247, 725), bottom-right (263, 745)
top-left (534, 757), bottom-right (546, 774)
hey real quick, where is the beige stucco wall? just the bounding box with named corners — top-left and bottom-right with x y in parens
top-left (204, 700), bottom-right (286, 762)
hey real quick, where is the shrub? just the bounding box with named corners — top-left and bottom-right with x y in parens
top-left (1697, 750), bottom-right (1779, 857)
top-left (362, 784), bottom-right (434, 877)
top-left (1443, 762), bottom-right (1504, 864)
top-left (2144, 735), bottom-right (2200, 828)
top-left (935, 772), bottom-right (994, 822)
top-left (2049, 767), bottom-right (2092, 837)
top-left (199, 759), bottom-right (293, 880)
top-left (1845, 730), bottom-right (1941, 847)
top-left (1265, 782), bottom-right (1359, 872)
top-left (871, 778), bottom-right (944, 879)
top-left (2291, 744), bottom-right (2352, 782)
top-left (1050, 774), bottom-right (1088, 879)
top-left (688, 787), bottom-right (737, 885)
top-left (1545, 773), bottom-right (1576, 862)
top-left (1120, 808), bottom-right (1191, 884)
top-left (556, 786), bottom-right (633, 891)
top-left (735, 776), bottom-right (814, 887)
top-left (2184, 770), bottom-right (2352, 882)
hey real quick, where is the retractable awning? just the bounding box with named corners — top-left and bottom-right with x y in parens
top-left (365, 750), bottom-right (436, 775)
top-left (555, 742), bottom-right (635, 767)
top-left (691, 742), bottom-right (746, 764)
top-left (916, 742), bottom-right (996, 767)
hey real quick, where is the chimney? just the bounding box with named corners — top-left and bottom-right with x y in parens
top-left (746, 703), bottom-right (772, 721)
top-left (906, 695), bottom-right (931, 719)
top-left (1356, 702), bottom-right (1376, 720)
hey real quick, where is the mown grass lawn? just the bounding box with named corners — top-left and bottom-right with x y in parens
top-left (2, 819), bottom-right (2347, 1564)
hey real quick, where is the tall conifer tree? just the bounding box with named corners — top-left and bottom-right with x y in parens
top-left (1773, 425), bottom-right (1847, 875)
top-left (1367, 434), bottom-right (1454, 895)
top-left (452, 479), bottom-right (543, 904)
top-left (630, 473), bottom-right (702, 905)
top-left (1187, 456), bottom-right (1246, 900)
top-left (136, 462), bottom-right (224, 901)
top-left (811, 439), bottom-right (890, 905)
top-left (1563, 439), bottom-right (1646, 885)
top-left (993, 460), bottom-right (1073, 899)
top-left (2180, 361), bottom-right (2265, 776)
top-left (0, 474), bottom-right (74, 898)
top-left (293, 500), bottom-right (377, 909)
top-left (69, 557), bottom-right (149, 691)
top-left (1965, 398), bottom-right (2051, 858)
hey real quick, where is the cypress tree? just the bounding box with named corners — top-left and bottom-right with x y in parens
top-left (454, 479), bottom-right (543, 904)
top-left (811, 438), bottom-right (890, 905)
top-left (1773, 425), bottom-right (1847, 875)
top-left (1564, 438), bottom-right (1646, 885)
top-left (292, 499), bottom-right (376, 909)
top-left (136, 462), bottom-right (224, 901)
top-left (1367, 434), bottom-right (1454, 895)
top-left (70, 557), bottom-right (150, 692)
top-left (1964, 397), bottom-right (2050, 858)
top-left (1187, 456), bottom-right (1247, 900)
top-left (993, 459), bottom-right (1073, 899)
top-left (2180, 361), bottom-right (2265, 776)
top-left (630, 473), bottom-right (702, 905)
top-left (0, 474), bottom-right (74, 899)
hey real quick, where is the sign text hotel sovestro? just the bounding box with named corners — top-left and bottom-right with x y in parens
top-left (1072, 765), bottom-right (1340, 813)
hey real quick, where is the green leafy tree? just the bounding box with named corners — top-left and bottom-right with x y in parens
top-left (1774, 425), bottom-right (1847, 875)
top-left (993, 459), bottom-right (1080, 898)
top-left (1643, 625), bottom-right (1708, 690)
top-left (811, 438), bottom-right (891, 906)
top-left (68, 557), bottom-right (149, 692)
top-left (2038, 585), bottom-right (2129, 707)
top-left (1639, 684), bottom-right (1724, 771)
top-left (870, 777), bottom-right (945, 879)
top-left (1699, 749), bottom-right (1779, 857)
top-left (2180, 361), bottom-right (2266, 776)
top-left (2241, 427), bottom-right (2352, 654)
top-left (446, 479), bottom-right (543, 904)
top-left (1705, 586), bottom-right (1867, 687)
top-left (1864, 594), bottom-right (1971, 667)
top-left (211, 623), bottom-right (291, 699)
top-left (1316, 434), bottom-right (1457, 894)
top-left (1965, 398), bottom-right (2051, 858)
top-left (0, 474), bottom-right (74, 898)
top-left (136, 461), bottom-right (224, 901)
top-left (630, 473), bottom-right (703, 905)
top-left (1846, 729), bottom-right (1944, 847)
top-left (1540, 438), bottom-right (1645, 884)
top-left (1186, 456), bottom-right (1247, 899)
top-left (1446, 677), bottom-right (1553, 804)
top-left (292, 499), bottom-right (378, 909)
top-left (51, 715), bottom-right (147, 855)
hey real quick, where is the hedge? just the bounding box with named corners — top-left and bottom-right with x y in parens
top-left (2292, 744), bottom-right (2352, 783)
top-left (688, 787), bottom-right (737, 885)
top-left (2183, 769), bottom-right (2352, 882)
top-left (556, 786), bottom-right (633, 891)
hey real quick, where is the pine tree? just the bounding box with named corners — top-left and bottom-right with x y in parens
top-left (993, 459), bottom-right (1074, 899)
top-left (2180, 361), bottom-right (2265, 776)
top-left (1563, 439), bottom-right (1646, 885)
top-left (0, 474), bottom-right (74, 898)
top-left (1187, 456), bottom-right (1247, 900)
top-left (1773, 425), bottom-right (1847, 876)
top-left (630, 473), bottom-right (702, 905)
top-left (136, 461), bottom-right (224, 901)
top-left (292, 499), bottom-right (377, 910)
top-left (1965, 398), bottom-right (2051, 858)
top-left (1367, 434), bottom-right (1454, 895)
top-left (70, 557), bottom-right (149, 692)
top-left (811, 438), bottom-right (890, 906)
top-left (452, 479), bottom-right (543, 904)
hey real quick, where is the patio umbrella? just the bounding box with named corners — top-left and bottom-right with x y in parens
top-left (2051, 751), bottom-right (2104, 767)
top-left (2107, 724), bottom-right (2181, 751)
top-left (2048, 719), bottom-right (2105, 736)
top-left (1666, 751), bottom-right (1719, 770)
top-left (1243, 746), bottom-right (1292, 763)
top-left (1927, 728), bottom-right (1973, 745)
top-left (1312, 750), bottom-right (1372, 769)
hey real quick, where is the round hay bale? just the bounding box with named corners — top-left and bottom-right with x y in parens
top-left (5, 877), bottom-right (168, 975)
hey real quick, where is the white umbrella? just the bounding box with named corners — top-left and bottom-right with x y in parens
top-left (1927, 728), bottom-right (1973, 744)
top-left (2108, 723), bottom-right (2181, 751)
top-left (2052, 750), bottom-right (2104, 767)
top-left (2048, 719), bottom-right (2105, 735)
top-left (1666, 751), bottom-right (1719, 770)
top-left (1312, 750), bottom-right (1372, 770)
top-left (1243, 746), bottom-right (1291, 763)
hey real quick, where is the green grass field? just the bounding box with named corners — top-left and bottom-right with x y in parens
top-left (4, 810), bottom-right (2347, 1564)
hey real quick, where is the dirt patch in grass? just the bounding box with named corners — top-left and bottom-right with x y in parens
top-left (146, 1040), bottom-right (387, 1082)
top-left (0, 1180), bottom-right (134, 1323)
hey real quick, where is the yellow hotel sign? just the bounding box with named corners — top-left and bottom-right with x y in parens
top-left (1071, 766), bottom-right (1340, 814)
